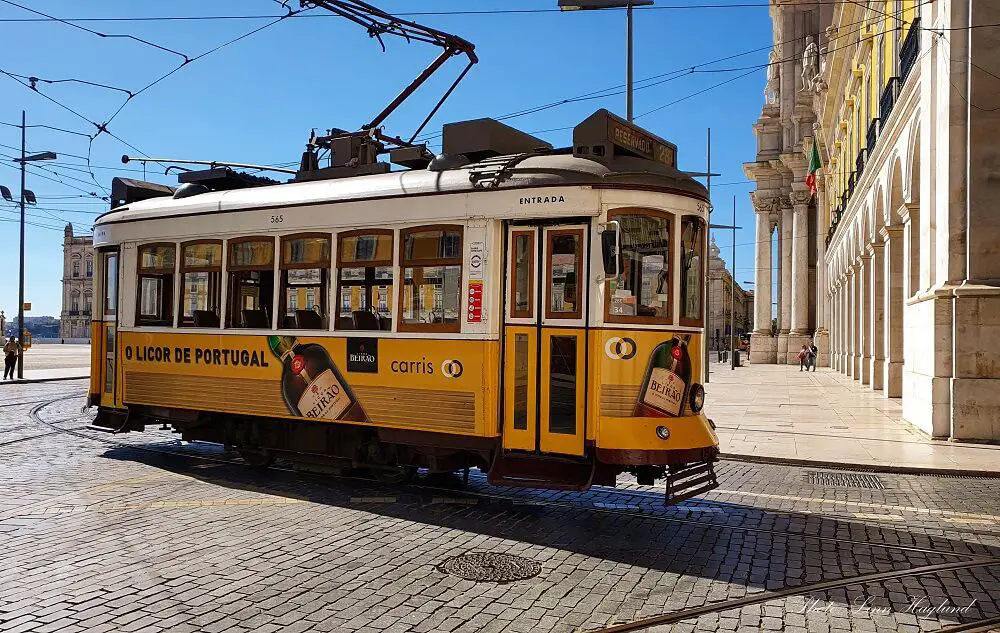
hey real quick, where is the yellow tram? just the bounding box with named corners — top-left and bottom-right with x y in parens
top-left (89, 110), bottom-right (719, 502)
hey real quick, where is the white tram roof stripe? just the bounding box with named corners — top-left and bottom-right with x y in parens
top-left (95, 153), bottom-right (708, 227)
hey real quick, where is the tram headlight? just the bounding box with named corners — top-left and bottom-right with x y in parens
top-left (688, 383), bottom-right (705, 413)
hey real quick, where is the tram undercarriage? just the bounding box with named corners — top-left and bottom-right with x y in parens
top-left (92, 406), bottom-right (718, 503)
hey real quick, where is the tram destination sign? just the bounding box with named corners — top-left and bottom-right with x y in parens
top-left (573, 109), bottom-right (677, 169)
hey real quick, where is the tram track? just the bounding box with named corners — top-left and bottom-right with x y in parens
top-left (584, 558), bottom-right (1000, 633)
top-left (25, 392), bottom-right (1000, 633)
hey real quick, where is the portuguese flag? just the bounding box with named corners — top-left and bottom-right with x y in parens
top-left (806, 140), bottom-right (822, 196)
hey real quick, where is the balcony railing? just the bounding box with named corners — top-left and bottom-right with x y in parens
top-left (866, 119), bottom-right (879, 155)
top-left (879, 77), bottom-right (900, 126)
top-left (856, 150), bottom-right (866, 179)
top-left (900, 18), bottom-right (921, 83)
top-left (848, 172), bottom-right (857, 198)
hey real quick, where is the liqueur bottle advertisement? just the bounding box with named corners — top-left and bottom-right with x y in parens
top-left (633, 334), bottom-right (693, 418)
top-left (268, 335), bottom-right (369, 422)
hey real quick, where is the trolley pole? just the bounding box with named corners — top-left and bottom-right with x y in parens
top-left (16, 111), bottom-right (25, 380)
top-left (731, 195), bottom-right (737, 371)
top-left (626, 1), bottom-right (634, 121)
top-left (704, 128), bottom-right (711, 384)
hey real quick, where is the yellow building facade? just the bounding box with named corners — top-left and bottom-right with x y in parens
top-left (747, 0), bottom-right (1000, 441)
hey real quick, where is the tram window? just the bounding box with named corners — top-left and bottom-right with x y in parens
top-left (227, 238), bottom-right (274, 329)
top-left (280, 234), bottom-right (330, 330)
top-left (103, 252), bottom-right (118, 316)
top-left (546, 229), bottom-right (583, 320)
top-left (510, 231), bottom-right (534, 319)
top-left (136, 243), bottom-right (175, 327)
top-left (680, 217), bottom-right (705, 325)
top-left (399, 225), bottom-right (463, 332)
top-left (606, 210), bottom-right (672, 323)
top-left (336, 230), bottom-right (393, 331)
top-left (179, 241), bottom-right (222, 328)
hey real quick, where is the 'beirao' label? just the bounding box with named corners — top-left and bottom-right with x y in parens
top-left (297, 369), bottom-right (351, 420)
top-left (642, 367), bottom-right (685, 416)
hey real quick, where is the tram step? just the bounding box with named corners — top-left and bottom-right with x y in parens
top-left (664, 461), bottom-right (718, 506)
top-left (488, 452), bottom-right (595, 491)
top-left (91, 408), bottom-right (129, 434)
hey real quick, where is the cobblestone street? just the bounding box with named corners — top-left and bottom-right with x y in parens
top-left (2, 380), bottom-right (999, 633)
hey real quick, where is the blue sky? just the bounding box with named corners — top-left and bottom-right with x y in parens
top-left (0, 0), bottom-right (771, 317)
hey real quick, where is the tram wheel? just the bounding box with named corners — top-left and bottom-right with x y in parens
top-left (370, 465), bottom-right (415, 484)
top-left (238, 448), bottom-right (274, 468)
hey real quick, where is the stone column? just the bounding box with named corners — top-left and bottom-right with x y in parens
top-left (750, 210), bottom-right (777, 364)
top-left (868, 242), bottom-right (885, 391)
top-left (789, 191), bottom-right (811, 355)
top-left (846, 269), bottom-right (855, 377)
top-left (830, 288), bottom-right (838, 371)
top-left (859, 252), bottom-right (871, 385)
top-left (778, 203), bottom-right (793, 363)
top-left (881, 226), bottom-right (904, 397)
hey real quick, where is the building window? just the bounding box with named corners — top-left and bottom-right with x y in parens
top-left (399, 225), bottom-right (463, 332)
top-left (336, 230), bottom-right (393, 331)
top-left (71, 295), bottom-right (80, 314)
top-left (72, 260), bottom-right (80, 278)
top-left (136, 243), bottom-right (175, 327)
top-left (680, 216), bottom-right (705, 326)
top-left (606, 209), bottom-right (672, 324)
top-left (280, 234), bottom-right (330, 330)
top-left (227, 237), bottom-right (275, 329)
top-left (179, 241), bottom-right (222, 328)
top-left (86, 259), bottom-right (93, 278)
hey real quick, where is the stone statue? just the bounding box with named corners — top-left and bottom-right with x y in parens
top-left (801, 36), bottom-right (819, 89)
top-left (765, 49), bottom-right (780, 104)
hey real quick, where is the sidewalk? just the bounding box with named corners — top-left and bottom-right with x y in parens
top-left (0, 344), bottom-right (90, 384)
top-left (704, 361), bottom-right (1000, 474)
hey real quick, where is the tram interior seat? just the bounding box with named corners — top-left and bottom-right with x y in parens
top-left (352, 310), bottom-right (380, 331)
top-left (295, 309), bottom-right (324, 330)
top-left (242, 309), bottom-right (270, 329)
top-left (193, 310), bottom-right (220, 328)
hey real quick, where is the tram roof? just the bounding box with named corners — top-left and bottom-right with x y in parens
top-left (95, 152), bottom-right (708, 226)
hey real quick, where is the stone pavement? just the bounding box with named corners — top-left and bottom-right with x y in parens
top-left (704, 362), bottom-right (1000, 473)
top-left (1, 380), bottom-right (999, 633)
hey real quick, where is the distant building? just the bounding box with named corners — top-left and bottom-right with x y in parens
top-left (61, 224), bottom-right (93, 340)
top-left (706, 237), bottom-right (753, 351)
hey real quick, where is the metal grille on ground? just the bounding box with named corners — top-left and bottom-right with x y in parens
top-left (804, 471), bottom-right (885, 489)
top-left (436, 552), bottom-right (541, 583)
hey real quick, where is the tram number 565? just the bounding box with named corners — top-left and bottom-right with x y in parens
top-left (270, 214), bottom-right (284, 224)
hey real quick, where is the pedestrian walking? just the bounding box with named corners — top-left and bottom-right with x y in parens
top-left (796, 344), bottom-right (809, 371)
top-left (809, 342), bottom-right (819, 371)
top-left (3, 336), bottom-right (20, 380)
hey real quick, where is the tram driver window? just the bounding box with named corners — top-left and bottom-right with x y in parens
top-left (280, 234), bottom-right (330, 330)
top-left (679, 217), bottom-right (705, 326)
top-left (336, 230), bottom-right (393, 331)
top-left (179, 241), bottom-right (222, 328)
top-left (136, 243), bottom-right (175, 327)
top-left (227, 238), bottom-right (274, 329)
top-left (606, 211), bottom-right (672, 323)
top-left (399, 225), bottom-right (463, 332)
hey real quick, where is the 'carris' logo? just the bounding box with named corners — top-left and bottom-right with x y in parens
top-left (441, 359), bottom-right (464, 378)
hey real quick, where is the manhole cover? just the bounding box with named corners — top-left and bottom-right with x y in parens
top-left (437, 552), bottom-right (541, 583)
top-left (804, 471), bottom-right (885, 489)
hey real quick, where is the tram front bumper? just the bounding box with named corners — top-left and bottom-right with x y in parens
top-left (594, 413), bottom-right (719, 465)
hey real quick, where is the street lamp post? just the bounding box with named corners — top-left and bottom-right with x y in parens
top-left (12, 110), bottom-right (57, 379)
top-left (558, 0), bottom-right (654, 122)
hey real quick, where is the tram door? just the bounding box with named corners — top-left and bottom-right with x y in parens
top-left (502, 224), bottom-right (587, 457)
top-left (96, 250), bottom-right (119, 408)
